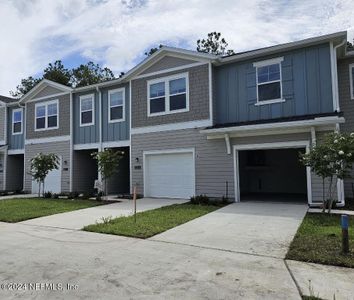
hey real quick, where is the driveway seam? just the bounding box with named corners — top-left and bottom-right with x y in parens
top-left (148, 238), bottom-right (284, 260)
top-left (284, 259), bottom-right (303, 299)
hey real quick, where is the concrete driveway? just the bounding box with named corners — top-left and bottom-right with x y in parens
top-left (20, 198), bottom-right (187, 230)
top-left (152, 202), bottom-right (308, 258)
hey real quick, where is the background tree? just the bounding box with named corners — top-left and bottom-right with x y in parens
top-left (71, 62), bottom-right (115, 87)
top-left (10, 76), bottom-right (41, 98)
top-left (301, 132), bottom-right (354, 213)
top-left (145, 44), bottom-right (163, 56)
top-left (29, 153), bottom-right (59, 197)
top-left (197, 32), bottom-right (235, 56)
top-left (92, 149), bottom-right (124, 197)
top-left (43, 60), bottom-right (71, 86)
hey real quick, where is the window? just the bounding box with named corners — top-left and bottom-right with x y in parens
top-left (350, 64), bottom-right (354, 100)
top-left (108, 88), bottom-right (125, 123)
top-left (147, 73), bottom-right (189, 116)
top-left (253, 57), bottom-right (284, 105)
top-left (12, 108), bottom-right (23, 135)
top-left (35, 100), bottom-right (59, 131)
top-left (80, 94), bottom-right (94, 126)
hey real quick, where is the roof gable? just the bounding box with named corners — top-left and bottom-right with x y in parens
top-left (20, 79), bottom-right (72, 104)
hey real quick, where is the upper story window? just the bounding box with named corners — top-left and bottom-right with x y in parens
top-left (147, 73), bottom-right (189, 116)
top-left (109, 88), bottom-right (125, 123)
top-left (253, 57), bottom-right (285, 105)
top-left (12, 108), bottom-right (23, 135)
top-left (80, 94), bottom-right (94, 127)
top-left (349, 64), bottom-right (354, 100)
top-left (35, 100), bottom-right (58, 131)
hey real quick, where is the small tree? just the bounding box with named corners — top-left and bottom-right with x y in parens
top-left (29, 153), bottom-right (59, 197)
top-left (301, 132), bottom-right (354, 213)
top-left (197, 32), bottom-right (235, 56)
top-left (92, 149), bottom-right (124, 196)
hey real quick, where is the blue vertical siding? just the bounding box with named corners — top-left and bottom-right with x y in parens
top-left (8, 107), bottom-right (24, 150)
top-left (73, 90), bottom-right (100, 144)
top-left (101, 83), bottom-right (130, 142)
top-left (214, 43), bottom-right (334, 124)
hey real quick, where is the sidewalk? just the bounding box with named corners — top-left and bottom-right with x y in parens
top-left (0, 194), bottom-right (37, 200)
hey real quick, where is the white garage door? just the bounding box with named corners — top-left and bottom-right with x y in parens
top-left (32, 157), bottom-right (62, 194)
top-left (144, 151), bottom-right (195, 199)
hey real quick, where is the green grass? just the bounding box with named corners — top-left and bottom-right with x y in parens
top-left (286, 213), bottom-right (354, 268)
top-left (83, 202), bottom-right (224, 238)
top-left (0, 198), bottom-right (102, 222)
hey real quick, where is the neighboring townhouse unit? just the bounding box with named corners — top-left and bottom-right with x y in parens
top-left (2, 31), bottom-right (353, 207)
top-left (338, 49), bottom-right (354, 199)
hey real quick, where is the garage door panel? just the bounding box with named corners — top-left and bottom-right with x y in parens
top-left (145, 152), bottom-right (194, 199)
top-left (31, 157), bottom-right (62, 194)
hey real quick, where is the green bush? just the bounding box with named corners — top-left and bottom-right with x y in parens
top-left (43, 191), bottom-right (52, 198)
top-left (190, 194), bottom-right (210, 205)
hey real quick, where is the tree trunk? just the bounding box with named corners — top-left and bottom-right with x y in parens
top-left (38, 181), bottom-right (41, 198)
top-left (327, 176), bottom-right (333, 214)
top-left (322, 177), bottom-right (325, 213)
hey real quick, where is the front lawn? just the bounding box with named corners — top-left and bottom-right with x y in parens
top-left (0, 198), bottom-right (102, 223)
top-left (286, 213), bottom-right (354, 268)
top-left (83, 202), bottom-right (224, 238)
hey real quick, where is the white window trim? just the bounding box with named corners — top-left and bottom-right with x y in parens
top-left (108, 88), bottom-right (125, 123)
top-left (147, 72), bottom-right (189, 117)
top-left (253, 57), bottom-right (285, 106)
top-left (79, 94), bottom-right (95, 127)
top-left (349, 63), bottom-right (354, 100)
top-left (12, 108), bottom-right (23, 135)
top-left (34, 99), bottom-right (59, 131)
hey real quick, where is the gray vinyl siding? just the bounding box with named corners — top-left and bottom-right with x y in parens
top-left (5, 154), bottom-right (23, 191)
top-left (26, 93), bottom-right (70, 139)
top-left (131, 128), bottom-right (324, 202)
top-left (0, 154), bottom-right (4, 190)
top-left (0, 107), bottom-right (5, 142)
top-left (214, 43), bottom-right (334, 124)
top-left (101, 83), bottom-right (130, 142)
top-left (73, 90), bottom-right (100, 144)
top-left (8, 106), bottom-right (24, 150)
top-left (338, 56), bottom-right (354, 198)
top-left (32, 85), bottom-right (64, 99)
top-left (132, 64), bottom-right (210, 128)
top-left (24, 141), bottom-right (70, 192)
top-left (140, 56), bottom-right (198, 75)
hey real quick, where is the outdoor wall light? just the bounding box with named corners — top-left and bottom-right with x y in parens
top-left (135, 157), bottom-right (139, 162)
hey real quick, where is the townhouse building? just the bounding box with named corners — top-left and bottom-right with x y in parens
top-left (0, 30), bottom-right (352, 206)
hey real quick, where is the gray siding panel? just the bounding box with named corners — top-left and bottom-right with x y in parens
top-left (101, 83), bottom-right (130, 142)
top-left (8, 107), bottom-right (24, 150)
top-left (338, 57), bottom-right (354, 198)
top-left (24, 141), bottom-right (70, 192)
top-left (0, 154), bottom-right (4, 190)
top-left (26, 94), bottom-right (70, 139)
top-left (132, 64), bottom-right (210, 128)
top-left (0, 107), bottom-right (5, 142)
top-left (214, 43), bottom-right (334, 124)
top-left (32, 86), bottom-right (64, 99)
top-left (141, 56), bottom-right (198, 75)
top-left (73, 90), bottom-right (99, 144)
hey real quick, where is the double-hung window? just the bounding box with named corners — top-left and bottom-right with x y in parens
top-left (108, 88), bottom-right (125, 122)
top-left (253, 57), bottom-right (284, 105)
top-left (80, 94), bottom-right (94, 126)
top-left (349, 64), bottom-right (354, 100)
top-left (148, 73), bottom-right (189, 116)
top-left (12, 108), bottom-right (23, 135)
top-left (35, 100), bottom-right (58, 130)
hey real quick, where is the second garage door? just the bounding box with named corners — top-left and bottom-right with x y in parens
top-left (144, 151), bottom-right (195, 199)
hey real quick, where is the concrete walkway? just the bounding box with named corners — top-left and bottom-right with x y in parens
top-left (152, 201), bottom-right (307, 258)
top-left (0, 194), bottom-right (37, 200)
top-left (20, 198), bottom-right (187, 230)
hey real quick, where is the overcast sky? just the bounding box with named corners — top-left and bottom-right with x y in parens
top-left (0, 0), bottom-right (353, 96)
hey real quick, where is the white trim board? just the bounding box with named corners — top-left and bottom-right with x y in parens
top-left (73, 143), bottom-right (100, 150)
top-left (131, 119), bottom-right (212, 135)
top-left (143, 147), bottom-right (196, 198)
top-left (102, 140), bottom-right (130, 149)
top-left (232, 141), bottom-right (312, 205)
top-left (25, 135), bottom-right (70, 145)
top-left (8, 149), bottom-right (24, 155)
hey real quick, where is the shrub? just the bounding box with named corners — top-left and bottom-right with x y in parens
top-left (43, 191), bottom-right (52, 198)
top-left (51, 193), bottom-right (59, 199)
top-left (190, 194), bottom-right (210, 205)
